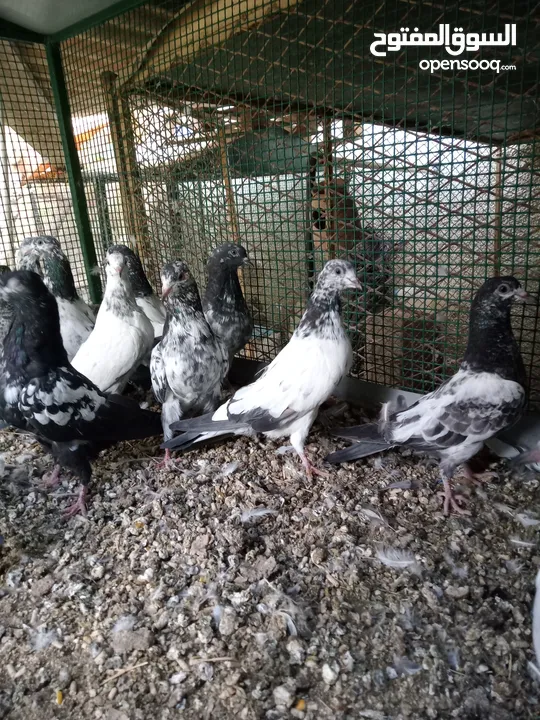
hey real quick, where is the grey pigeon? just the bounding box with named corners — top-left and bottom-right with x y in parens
top-left (108, 244), bottom-right (165, 338)
top-left (71, 248), bottom-right (154, 394)
top-left (202, 243), bottom-right (253, 364)
top-left (0, 270), bottom-right (162, 516)
top-left (162, 260), bottom-right (361, 478)
top-left (16, 235), bottom-right (95, 360)
top-left (326, 276), bottom-right (533, 515)
top-left (151, 261), bottom-right (229, 463)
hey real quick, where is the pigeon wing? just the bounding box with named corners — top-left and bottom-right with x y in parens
top-left (389, 368), bottom-right (526, 452)
top-left (150, 342), bottom-right (168, 403)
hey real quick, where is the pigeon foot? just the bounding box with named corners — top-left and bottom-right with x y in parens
top-left (300, 454), bottom-right (330, 480)
top-left (64, 485), bottom-right (88, 518)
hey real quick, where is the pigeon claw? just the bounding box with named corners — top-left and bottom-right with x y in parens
top-left (64, 485), bottom-right (88, 518)
top-left (39, 465), bottom-right (62, 490)
top-left (155, 448), bottom-right (182, 469)
top-left (460, 465), bottom-right (498, 486)
top-left (440, 478), bottom-right (471, 516)
top-left (300, 454), bottom-right (330, 480)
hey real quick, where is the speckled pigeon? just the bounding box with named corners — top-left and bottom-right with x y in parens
top-left (326, 276), bottom-right (533, 515)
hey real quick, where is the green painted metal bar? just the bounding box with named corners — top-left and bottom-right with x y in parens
top-left (0, 19), bottom-right (45, 43)
top-left (48, 0), bottom-right (155, 43)
top-left (46, 41), bottom-right (102, 303)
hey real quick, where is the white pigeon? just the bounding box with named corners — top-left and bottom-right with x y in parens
top-left (108, 244), bottom-right (166, 338)
top-left (16, 235), bottom-right (95, 360)
top-left (161, 259), bottom-right (361, 478)
top-left (71, 249), bottom-right (154, 394)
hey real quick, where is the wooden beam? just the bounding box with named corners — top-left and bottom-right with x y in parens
top-left (101, 70), bottom-right (154, 276)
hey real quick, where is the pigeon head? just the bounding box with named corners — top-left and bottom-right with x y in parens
top-left (105, 250), bottom-right (128, 279)
top-left (107, 244), bottom-right (153, 298)
top-left (0, 269), bottom-right (57, 313)
top-left (316, 260), bottom-right (362, 293)
top-left (208, 243), bottom-right (250, 270)
top-left (16, 235), bottom-right (78, 301)
top-left (472, 276), bottom-right (534, 318)
top-left (17, 235), bottom-right (62, 271)
top-left (161, 261), bottom-right (201, 305)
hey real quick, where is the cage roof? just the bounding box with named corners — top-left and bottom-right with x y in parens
top-left (0, 0), bottom-right (122, 34)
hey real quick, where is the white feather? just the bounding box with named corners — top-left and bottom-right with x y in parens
top-left (376, 547), bottom-right (420, 572)
top-left (71, 272), bottom-right (154, 394)
top-left (136, 294), bottom-right (166, 338)
top-left (57, 298), bottom-right (95, 361)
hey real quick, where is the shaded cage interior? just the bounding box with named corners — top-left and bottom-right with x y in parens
top-left (0, 0), bottom-right (539, 401)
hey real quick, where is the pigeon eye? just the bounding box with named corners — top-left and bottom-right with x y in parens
top-left (499, 284), bottom-right (509, 294)
top-left (335, 268), bottom-right (342, 275)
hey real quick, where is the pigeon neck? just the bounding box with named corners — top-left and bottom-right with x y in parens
top-left (103, 274), bottom-right (139, 316)
top-left (167, 286), bottom-right (205, 323)
top-left (42, 256), bottom-right (79, 301)
top-left (4, 303), bottom-right (68, 375)
top-left (205, 263), bottom-right (245, 309)
top-left (128, 264), bottom-right (154, 299)
top-left (463, 303), bottom-right (525, 384)
top-left (296, 286), bottom-right (342, 339)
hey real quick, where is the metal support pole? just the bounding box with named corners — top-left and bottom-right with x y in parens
top-left (46, 41), bottom-right (102, 303)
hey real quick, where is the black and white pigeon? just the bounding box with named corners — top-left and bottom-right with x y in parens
top-left (0, 270), bottom-right (162, 516)
top-left (161, 260), bottom-right (361, 477)
top-left (108, 244), bottom-right (166, 338)
top-left (326, 276), bottom-right (533, 514)
top-left (71, 248), bottom-right (154, 394)
top-left (0, 265), bottom-right (13, 346)
top-left (150, 261), bottom-right (229, 463)
top-left (16, 235), bottom-right (95, 360)
top-left (202, 243), bottom-right (253, 364)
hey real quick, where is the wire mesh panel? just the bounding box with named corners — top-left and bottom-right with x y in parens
top-left (0, 39), bottom-right (95, 297)
top-left (2, 0), bottom-right (539, 401)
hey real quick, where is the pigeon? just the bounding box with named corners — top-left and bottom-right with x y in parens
top-left (202, 243), bottom-right (253, 364)
top-left (16, 235), bottom-right (95, 360)
top-left (108, 244), bottom-right (166, 338)
top-left (326, 276), bottom-right (533, 515)
top-left (161, 259), bottom-right (361, 477)
top-left (71, 248), bottom-right (155, 394)
top-left (150, 261), bottom-right (229, 463)
top-left (0, 265), bottom-right (13, 346)
top-left (0, 270), bottom-right (162, 516)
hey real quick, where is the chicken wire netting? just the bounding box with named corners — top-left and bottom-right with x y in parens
top-left (1, 0), bottom-right (540, 401)
top-left (0, 39), bottom-right (94, 298)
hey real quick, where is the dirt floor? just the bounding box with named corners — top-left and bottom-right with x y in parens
top-left (1, 405), bottom-right (540, 720)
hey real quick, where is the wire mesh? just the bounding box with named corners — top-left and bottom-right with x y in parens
top-left (0, 39), bottom-right (93, 298)
top-left (1, 0), bottom-right (539, 403)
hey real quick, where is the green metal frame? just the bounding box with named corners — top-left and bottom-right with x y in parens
top-left (0, 19), bottom-right (45, 43)
top-left (45, 42), bottom-right (102, 303)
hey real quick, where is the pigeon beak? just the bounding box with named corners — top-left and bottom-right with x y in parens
top-left (161, 285), bottom-right (172, 300)
top-left (347, 277), bottom-right (362, 290)
top-left (242, 257), bottom-right (254, 268)
top-left (514, 288), bottom-right (537, 305)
